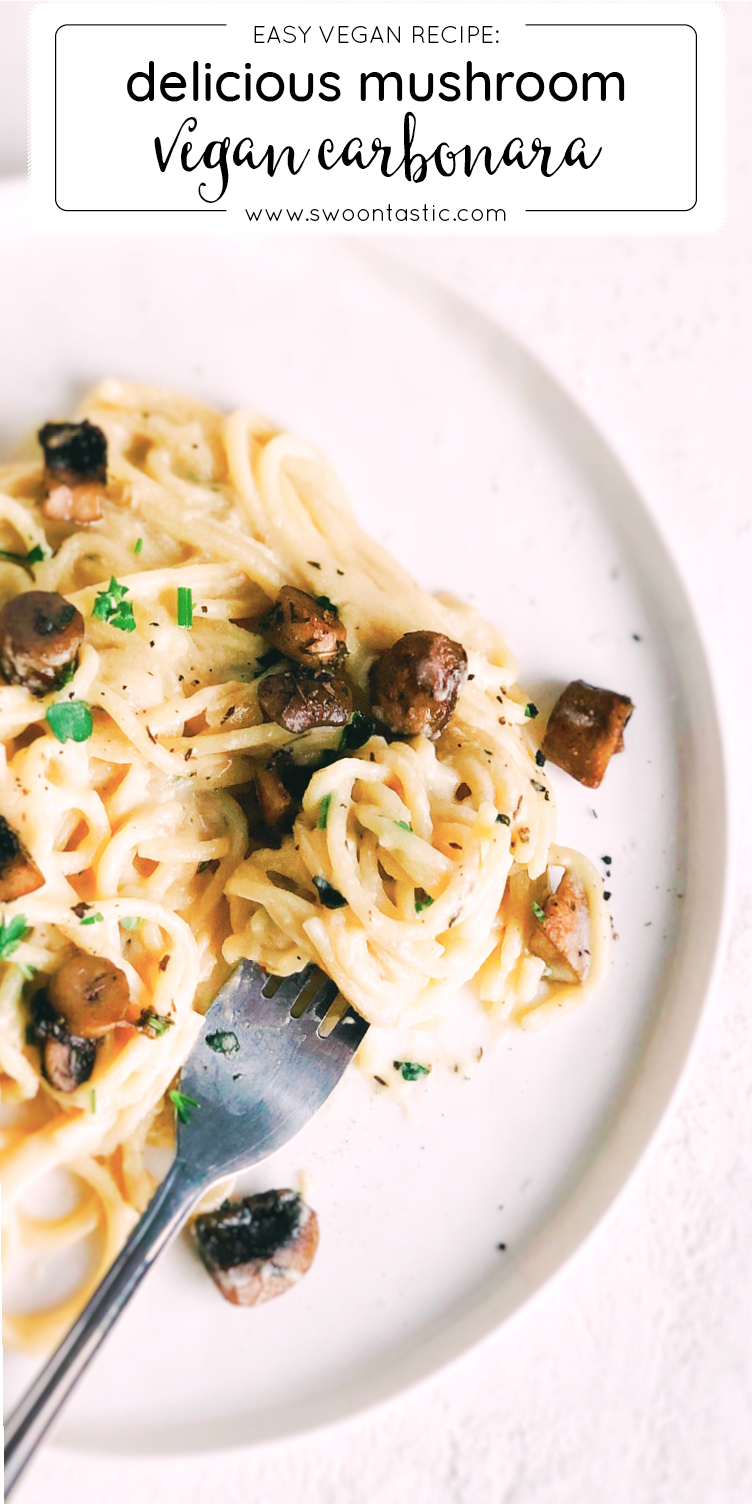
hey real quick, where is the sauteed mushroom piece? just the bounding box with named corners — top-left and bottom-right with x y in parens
top-left (48, 951), bottom-right (130, 1039)
top-left (529, 869), bottom-right (591, 984)
top-left (0, 591), bottom-right (84, 695)
top-left (541, 680), bottom-right (634, 789)
top-left (39, 419), bottom-right (108, 523)
top-left (254, 763), bottom-right (295, 832)
top-left (194, 1189), bottom-right (319, 1307)
top-left (30, 990), bottom-right (97, 1094)
top-left (369, 630), bottom-right (467, 740)
top-left (258, 669), bottom-right (352, 733)
top-left (260, 586), bottom-right (347, 667)
top-left (38, 420), bottom-right (107, 486)
top-left (0, 814), bottom-right (44, 902)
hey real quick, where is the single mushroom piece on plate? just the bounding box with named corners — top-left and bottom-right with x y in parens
top-left (260, 586), bottom-right (347, 667)
top-left (38, 419), bottom-right (108, 524)
top-left (29, 989), bottom-right (98, 1094)
top-left (0, 814), bottom-right (44, 902)
top-left (0, 591), bottom-right (85, 696)
top-left (529, 869), bottom-right (591, 984)
top-left (541, 679), bottom-right (634, 789)
top-left (369, 630), bottom-right (468, 741)
top-left (48, 951), bottom-right (130, 1039)
top-left (194, 1189), bottom-right (319, 1306)
top-left (258, 668), bottom-right (352, 733)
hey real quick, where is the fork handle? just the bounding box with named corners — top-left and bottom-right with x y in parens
top-left (4, 1158), bottom-right (203, 1497)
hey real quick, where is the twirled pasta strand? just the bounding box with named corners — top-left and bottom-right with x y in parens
top-left (0, 381), bottom-right (607, 1352)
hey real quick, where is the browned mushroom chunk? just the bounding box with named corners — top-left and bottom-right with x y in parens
top-left (38, 420), bottom-right (107, 486)
top-left (48, 951), bottom-right (130, 1038)
top-left (254, 763), bottom-right (295, 832)
top-left (529, 869), bottom-right (590, 984)
top-left (0, 592), bottom-right (85, 696)
top-left (30, 990), bottom-right (97, 1093)
top-left (260, 586), bottom-right (347, 667)
top-left (194, 1189), bottom-right (319, 1307)
top-left (0, 814), bottom-right (44, 901)
top-left (541, 680), bottom-right (634, 789)
top-left (369, 630), bottom-right (468, 740)
top-left (43, 484), bottom-right (104, 524)
top-left (38, 420), bottom-right (107, 524)
top-left (258, 669), bottom-right (352, 733)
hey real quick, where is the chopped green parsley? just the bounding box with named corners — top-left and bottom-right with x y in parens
top-left (133, 537), bottom-right (143, 556)
top-left (496, 813), bottom-right (511, 826)
top-left (206, 1029), bottom-right (240, 1057)
top-left (0, 543), bottom-right (48, 570)
top-left (339, 711), bottom-right (375, 752)
top-left (317, 793), bottom-right (333, 829)
top-left (394, 1060), bottom-right (431, 1082)
top-left (169, 1088), bottom-right (200, 1124)
top-left (532, 900), bottom-right (546, 924)
top-left (0, 914), bottom-right (30, 960)
top-left (46, 701), bottom-right (93, 743)
top-left (525, 703), bottom-right (539, 719)
top-left (315, 594), bottom-right (337, 614)
top-left (79, 912), bottom-right (104, 926)
top-left (92, 576), bottom-right (136, 633)
top-left (139, 1009), bottom-right (174, 1038)
top-left (414, 892), bottom-right (434, 914)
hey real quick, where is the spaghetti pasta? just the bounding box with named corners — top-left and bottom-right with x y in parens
top-left (0, 380), bottom-right (608, 1351)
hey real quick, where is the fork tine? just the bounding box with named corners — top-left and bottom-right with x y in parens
top-left (323, 1005), bottom-right (369, 1053)
top-left (309, 975), bottom-right (341, 1020)
top-left (329, 1004), bottom-right (369, 1045)
top-left (295, 996), bottom-right (369, 1065)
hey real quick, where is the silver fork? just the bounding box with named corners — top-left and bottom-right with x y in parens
top-left (4, 962), bottom-right (368, 1495)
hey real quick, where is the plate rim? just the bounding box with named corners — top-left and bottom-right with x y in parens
top-left (0, 183), bottom-right (732, 1458)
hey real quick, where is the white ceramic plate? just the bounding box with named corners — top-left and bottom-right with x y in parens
top-left (0, 182), bottom-right (728, 1456)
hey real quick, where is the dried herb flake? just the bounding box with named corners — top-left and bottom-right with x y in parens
top-left (394, 1060), bottom-right (431, 1081)
top-left (206, 1029), bottom-right (240, 1057)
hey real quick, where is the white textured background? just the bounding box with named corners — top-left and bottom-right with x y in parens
top-left (3, 3), bottom-right (752, 1501)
